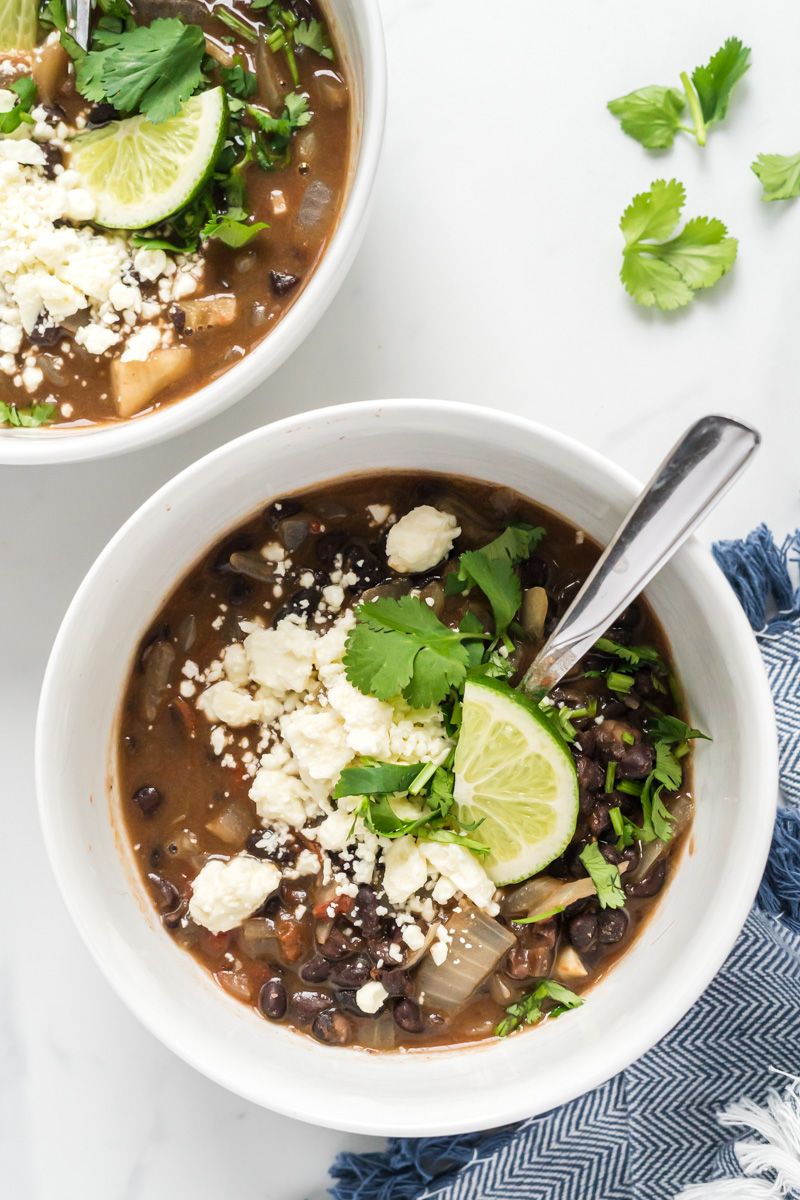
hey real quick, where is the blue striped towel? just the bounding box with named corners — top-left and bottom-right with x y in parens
top-left (329, 527), bottom-right (800, 1200)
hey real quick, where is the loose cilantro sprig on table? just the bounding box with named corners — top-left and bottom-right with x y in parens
top-left (620, 179), bottom-right (738, 311)
top-left (0, 400), bottom-right (56, 428)
top-left (608, 37), bottom-right (750, 149)
top-left (578, 842), bottom-right (626, 909)
top-left (496, 979), bottom-right (583, 1038)
top-left (343, 594), bottom-right (488, 709)
top-left (446, 523), bottom-right (545, 642)
top-left (0, 75), bottom-right (36, 134)
top-left (751, 153), bottom-right (800, 202)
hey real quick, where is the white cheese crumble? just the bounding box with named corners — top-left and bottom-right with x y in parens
top-left (188, 855), bottom-right (281, 933)
top-left (355, 980), bottom-right (388, 1014)
top-left (385, 506), bottom-right (461, 574)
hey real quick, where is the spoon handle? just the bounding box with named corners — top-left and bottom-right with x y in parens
top-left (520, 414), bottom-right (760, 694)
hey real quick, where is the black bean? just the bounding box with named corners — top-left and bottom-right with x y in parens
top-left (598, 909), bottom-right (628, 944)
top-left (245, 829), bottom-right (298, 865)
top-left (280, 878), bottom-right (309, 908)
top-left (329, 954), bottom-right (372, 989)
top-left (300, 955), bottom-right (331, 983)
top-left (211, 534), bottom-right (253, 575)
top-left (227, 575), bottom-right (253, 607)
top-left (617, 742), bottom-right (655, 781)
top-left (568, 911), bottom-right (598, 953)
top-left (316, 530), bottom-right (348, 566)
top-left (28, 317), bottom-right (63, 347)
top-left (318, 922), bottom-right (363, 961)
top-left (40, 143), bottom-right (63, 180)
top-left (265, 498), bottom-right (303, 525)
top-left (270, 270), bottom-right (301, 296)
top-left (170, 307), bottom-right (187, 336)
top-left (342, 542), bottom-right (384, 589)
top-left (311, 1009), bottom-right (353, 1046)
top-left (588, 800), bottom-right (611, 836)
top-left (353, 885), bottom-right (381, 938)
top-left (274, 587), bottom-right (320, 624)
top-left (288, 988), bottom-right (332, 1025)
top-left (393, 998), bottom-right (424, 1033)
top-left (379, 968), bottom-right (411, 997)
top-left (87, 102), bottom-right (118, 125)
top-left (259, 978), bottom-right (287, 1020)
top-left (132, 785), bottom-right (162, 816)
top-left (626, 858), bottom-right (667, 898)
top-left (147, 872), bottom-right (180, 914)
top-left (576, 755), bottom-right (605, 794)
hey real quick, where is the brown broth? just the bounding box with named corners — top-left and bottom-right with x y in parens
top-left (118, 472), bottom-right (694, 1050)
top-left (0, 1), bottom-right (351, 426)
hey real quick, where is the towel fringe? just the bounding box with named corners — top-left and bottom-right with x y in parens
top-left (675, 1076), bottom-right (800, 1199)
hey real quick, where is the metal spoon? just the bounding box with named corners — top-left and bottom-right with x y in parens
top-left (65, 0), bottom-right (92, 52)
top-left (520, 414), bottom-right (760, 695)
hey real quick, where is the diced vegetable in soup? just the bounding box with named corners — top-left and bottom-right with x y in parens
top-left (0, 0), bottom-right (350, 429)
top-left (119, 473), bottom-right (706, 1050)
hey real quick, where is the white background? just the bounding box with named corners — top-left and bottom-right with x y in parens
top-left (2, 1), bottom-right (798, 1196)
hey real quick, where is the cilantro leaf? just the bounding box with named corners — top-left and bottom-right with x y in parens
top-left (294, 18), bottom-right (334, 61)
top-left (691, 37), bottom-right (750, 125)
top-left (578, 842), bottom-right (626, 909)
top-left (752, 153), bottom-right (800, 202)
top-left (607, 86), bottom-right (686, 150)
top-left (344, 595), bottom-right (483, 709)
top-left (333, 760), bottom-right (425, 799)
top-left (645, 714), bottom-right (710, 744)
top-left (594, 637), bottom-right (663, 669)
top-left (620, 180), bottom-right (737, 311)
top-left (201, 211), bottom-right (269, 248)
top-left (447, 523), bottom-right (545, 638)
top-left (219, 59), bottom-right (258, 100)
top-left (77, 19), bottom-right (206, 124)
top-left (0, 75), bottom-right (36, 134)
top-left (608, 37), bottom-right (749, 149)
top-left (496, 979), bottom-right (582, 1037)
top-left (0, 400), bottom-right (56, 428)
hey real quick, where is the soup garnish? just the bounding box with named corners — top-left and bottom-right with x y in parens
top-left (0, 0), bottom-right (349, 428)
top-left (119, 473), bottom-right (707, 1050)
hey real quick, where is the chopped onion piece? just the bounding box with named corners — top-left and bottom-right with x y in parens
top-left (415, 905), bottom-right (515, 1013)
top-left (521, 586), bottom-right (548, 641)
top-left (627, 795), bottom-right (693, 886)
top-left (205, 801), bottom-right (253, 847)
top-left (501, 861), bottom-right (631, 919)
top-left (358, 1014), bottom-right (397, 1051)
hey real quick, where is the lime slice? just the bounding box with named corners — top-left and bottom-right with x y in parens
top-left (69, 88), bottom-right (227, 231)
top-left (453, 678), bottom-right (579, 885)
top-left (0, 0), bottom-right (38, 51)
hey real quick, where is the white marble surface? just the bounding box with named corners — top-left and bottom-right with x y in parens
top-left (2, 1), bottom-right (799, 1196)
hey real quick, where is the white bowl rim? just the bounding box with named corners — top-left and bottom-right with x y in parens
top-left (35, 399), bottom-right (778, 1134)
top-left (0, 1), bottom-right (387, 468)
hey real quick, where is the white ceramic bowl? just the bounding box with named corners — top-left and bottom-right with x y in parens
top-left (0, 2), bottom-right (386, 467)
top-left (36, 400), bottom-right (777, 1135)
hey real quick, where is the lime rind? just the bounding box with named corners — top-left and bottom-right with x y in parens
top-left (453, 677), bottom-right (579, 886)
top-left (69, 87), bottom-right (228, 231)
top-left (0, 0), bottom-right (38, 51)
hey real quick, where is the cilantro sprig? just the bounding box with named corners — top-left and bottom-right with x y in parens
top-left (620, 179), bottom-right (738, 311)
top-left (445, 523), bottom-right (545, 641)
top-left (608, 37), bottom-right (750, 149)
top-left (751, 153), bottom-right (800, 202)
top-left (0, 76), bottom-right (37, 135)
top-left (344, 594), bottom-right (488, 709)
top-left (579, 842), bottom-right (626, 909)
top-left (0, 400), bottom-right (56, 428)
top-left (496, 979), bottom-right (583, 1037)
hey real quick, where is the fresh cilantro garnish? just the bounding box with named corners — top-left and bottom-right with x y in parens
top-left (76, 18), bottom-right (206, 124)
top-left (215, 7), bottom-right (258, 43)
top-left (333, 760), bottom-right (425, 799)
top-left (130, 232), bottom-right (196, 254)
top-left (294, 18), bottom-right (334, 61)
top-left (0, 400), bottom-right (56, 428)
top-left (635, 718), bottom-right (708, 843)
top-left (620, 179), bottom-right (738, 311)
top-left (645, 714), bottom-right (709, 745)
top-left (579, 842), bottom-right (626, 909)
top-left (496, 979), bottom-right (582, 1037)
top-left (594, 637), bottom-right (663, 669)
top-left (219, 58), bottom-right (258, 100)
top-left (538, 696), bottom-right (597, 743)
top-left (751, 153), bottom-right (800, 202)
top-left (446, 523), bottom-right (545, 640)
top-left (608, 37), bottom-right (750, 149)
top-left (201, 210), bottom-right (269, 248)
top-left (0, 75), bottom-right (37, 134)
top-left (344, 595), bottom-right (487, 709)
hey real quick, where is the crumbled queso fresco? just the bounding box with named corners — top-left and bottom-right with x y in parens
top-left (182, 508), bottom-right (491, 1013)
top-left (0, 72), bottom-right (202, 404)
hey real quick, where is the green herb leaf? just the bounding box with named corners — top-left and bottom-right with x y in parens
top-left (0, 74), bottom-right (37, 133)
top-left (645, 714), bottom-right (710, 744)
top-left (607, 85), bottom-right (686, 150)
top-left (77, 18), bottom-right (206, 124)
top-left (333, 760), bottom-right (425, 800)
top-left (219, 58), bottom-right (258, 100)
top-left (447, 523), bottom-right (545, 638)
top-left (0, 400), bottom-right (56, 428)
top-left (594, 637), bottom-right (663, 669)
top-left (578, 842), bottom-right (626, 909)
top-left (215, 6), bottom-right (258, 43)
top-left (511, 905), bottom-right (565, 925)
top-left (620, 179), bottom-right (737, 311)
top-left (691, 37), bottom-right (750, 125)
top-left (201, 211), bottom-right (269, 247)
top-left (344, 595), bottom-right (484, 709)
top-left (294, 17), bottom-right (334, 61)
top-left (496, 979), bottom-right (582, 1037)
top-left (751, 153), bottom-right (800, 202)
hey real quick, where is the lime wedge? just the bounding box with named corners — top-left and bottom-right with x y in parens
top-left (453, 678), bottom-right (579, 885)
top-left (69, 88), bottom-right (227, 231)
top-left (0, 0), bottom-right (38, 50)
